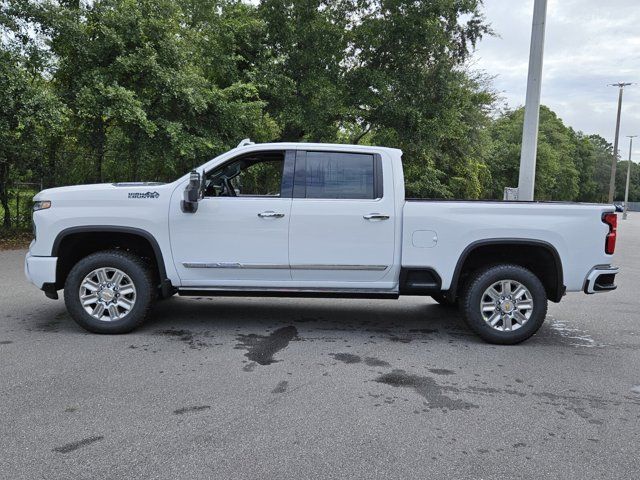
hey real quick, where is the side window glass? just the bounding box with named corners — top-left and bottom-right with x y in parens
top-left (204, 153), bottom-right (284, 197)
top-left (305, 152), bottom-right (375, 199)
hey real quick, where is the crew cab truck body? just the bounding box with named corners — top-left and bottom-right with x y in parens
top-left (25, 141), bottom-right (619, 344)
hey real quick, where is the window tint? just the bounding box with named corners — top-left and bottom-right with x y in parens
top-left (205, 153), bottom-right (284, 197)
top-left (304, 152), bottom-right (375, 199)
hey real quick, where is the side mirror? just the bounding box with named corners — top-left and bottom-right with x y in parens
top-left (181, 170), bottom-right (202, 213)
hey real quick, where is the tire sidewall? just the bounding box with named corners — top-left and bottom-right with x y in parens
top-left (463, 265), bottom-right (548, 345)
top-left (64, 251), bottom-right (152, 334)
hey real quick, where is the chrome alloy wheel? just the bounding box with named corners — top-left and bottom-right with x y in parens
top-left (79, 267), bottom-right (137, 322)
top-left (480, 280), bottom-right (534, 332)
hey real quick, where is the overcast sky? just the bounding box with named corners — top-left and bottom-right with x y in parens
top-left (473, 0), bottom-right (640, 159)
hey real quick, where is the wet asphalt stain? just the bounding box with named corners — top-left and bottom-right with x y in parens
top-left (429, 368), bottom-right (455, 376)
top-left (272, 381), bottom-right (289, 394)
top-left (388, 335), bottom-right (412, 343)
top-left (375, 370), bottom-right (478, 411)
top-left (0, 340), bottom-right (13, 345)
top-left (409, 328), bottom-right (438, 334)
top-left (330, 353), bottom-right (362, 364)
top-left (243, 362), bottom-right (257, 372)
top-left (173, 405), bottom-right (211, 415)
top-left (294, 316), bottom-right (319, 323)
top-left (53, 435), bottom-right (104, 454)
top-left (34, 319), bottom-right (62, 332)
top-left (364, 357), bottom-right (391, 367)
top-left (235, 326), bottom-right (298, 366)
top-left (158, 329), bottom-right (213, 350)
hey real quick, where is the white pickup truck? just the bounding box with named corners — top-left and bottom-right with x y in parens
top-left (25, 140), bottom-right (619, 344)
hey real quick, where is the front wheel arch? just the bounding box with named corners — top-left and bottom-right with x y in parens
top-left (52, 226), bottom-right (173, 298)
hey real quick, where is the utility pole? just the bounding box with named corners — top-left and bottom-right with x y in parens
top-left (608, 83), bottom-right (633, 203)
top-left (623, 135), bottom-right (636, 220)
top-left (517, 0), bottom-right (548, 201)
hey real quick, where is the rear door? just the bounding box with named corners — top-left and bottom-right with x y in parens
top-left (288, 150), bottom-right (396, 285)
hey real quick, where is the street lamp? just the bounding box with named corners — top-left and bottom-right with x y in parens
top-left (517, 0), bottom-right (548, 201)
top-left (608, 83), bottom-right (633, 204)
top-left (623, 135), bottom-right (637, 220)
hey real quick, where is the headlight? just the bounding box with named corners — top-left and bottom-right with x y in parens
top-left (33, 200), bottom-right (52, 211)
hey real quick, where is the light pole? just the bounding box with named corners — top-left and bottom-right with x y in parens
top-left (623, 135), bottom-right (636, 220)
top-left (608, 82), bottom-right (633, 203)
top-left (517, 0), bottom-right (548, 201)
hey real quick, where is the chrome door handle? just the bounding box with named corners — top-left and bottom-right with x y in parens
top-left (258, 211), bottom-right (285, 218)
top-left (363, 213), bottom-right (390, 221)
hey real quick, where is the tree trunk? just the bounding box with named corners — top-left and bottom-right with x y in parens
top-left (281, 125), bottom-right (305, 142)
top-left (0, 163), bottom-right (11, 228)
top-left (93, 119), bottom-right (105, 183)
top-left (46, 141), bottom-right (57, 188)
top-left (130, 129), bottom-right (140, 182)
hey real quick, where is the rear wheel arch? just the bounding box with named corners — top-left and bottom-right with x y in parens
top-left (448, 239), bottom-right (565, 303)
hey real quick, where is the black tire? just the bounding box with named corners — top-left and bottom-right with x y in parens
top-left (430, 293), bottom-right (456, 307)
top-left (461, 264), bottom-right (548, 345)
top-left (64, 250), bottom-right (154, 334)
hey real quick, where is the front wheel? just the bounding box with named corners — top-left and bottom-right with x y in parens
top-left (64, 250), bottom-right (154, 334)
top-left (461, 264), bottom-right (548, 345)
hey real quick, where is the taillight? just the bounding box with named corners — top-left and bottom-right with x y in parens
top-left (602, 213), bottom-right (617, 255)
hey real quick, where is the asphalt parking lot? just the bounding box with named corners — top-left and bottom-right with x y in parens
top-left (1, 214), bottom-right (639, 480)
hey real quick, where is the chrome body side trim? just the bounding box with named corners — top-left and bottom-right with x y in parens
top-left (182, 262), bottom-right (288, 269)
top-left (182, 263), bottom-right (388, 271)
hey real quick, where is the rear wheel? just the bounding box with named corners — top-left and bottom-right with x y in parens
top-left (461, 264), bottom-right (547, 345)
top-left (64, 250), bottom-right (154, 334)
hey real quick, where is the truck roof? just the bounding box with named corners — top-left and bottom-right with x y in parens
top-left (234, 141), bottom-right (403, 157)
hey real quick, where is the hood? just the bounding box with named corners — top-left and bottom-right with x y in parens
top-left (33, 182), bottom-right (171, 203)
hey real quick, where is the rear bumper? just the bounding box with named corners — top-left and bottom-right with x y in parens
top-left (583, 265), bottom-right (618, 294)
top-left (24, 253), bottom-right (58, 290)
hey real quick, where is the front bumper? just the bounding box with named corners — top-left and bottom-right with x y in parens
top-left (583, 265), bottom-right (618, 294)
top-left (24, 253), bottom-right (58, 291)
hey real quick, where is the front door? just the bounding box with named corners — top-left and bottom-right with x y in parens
top-left (288, 150), bottom-right (397, 287)
top-left (169, 150), bottom-right (294, 287)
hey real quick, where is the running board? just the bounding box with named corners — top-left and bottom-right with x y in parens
top-left (177, 287), bottom-right (399, 300)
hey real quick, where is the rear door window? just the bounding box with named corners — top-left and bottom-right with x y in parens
top-left (298, 151), bottom-right (378, 199)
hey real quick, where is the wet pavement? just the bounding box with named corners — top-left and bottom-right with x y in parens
top-left (1, 214), bottom-right (639, 479)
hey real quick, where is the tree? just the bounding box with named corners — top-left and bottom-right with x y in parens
top-left (9, 0), bottom-right (279, 185)
top-left (0, 46), bottom-right (66, 227)
top-left (486, 106), bottom-right (582, 201)
top-left (616, 160), bottom-right (640, 202)
top-left (257, 0), bottom-right (351, 142)
top-left (2, 0), bottom-right (636, 221)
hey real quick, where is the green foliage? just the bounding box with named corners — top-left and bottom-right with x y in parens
top-left (485, 106), bottom-right (621, 202)
top-left (1, 0), bottom-right (637, 231)
top-left (0, 45), bottom-right (66, 226)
